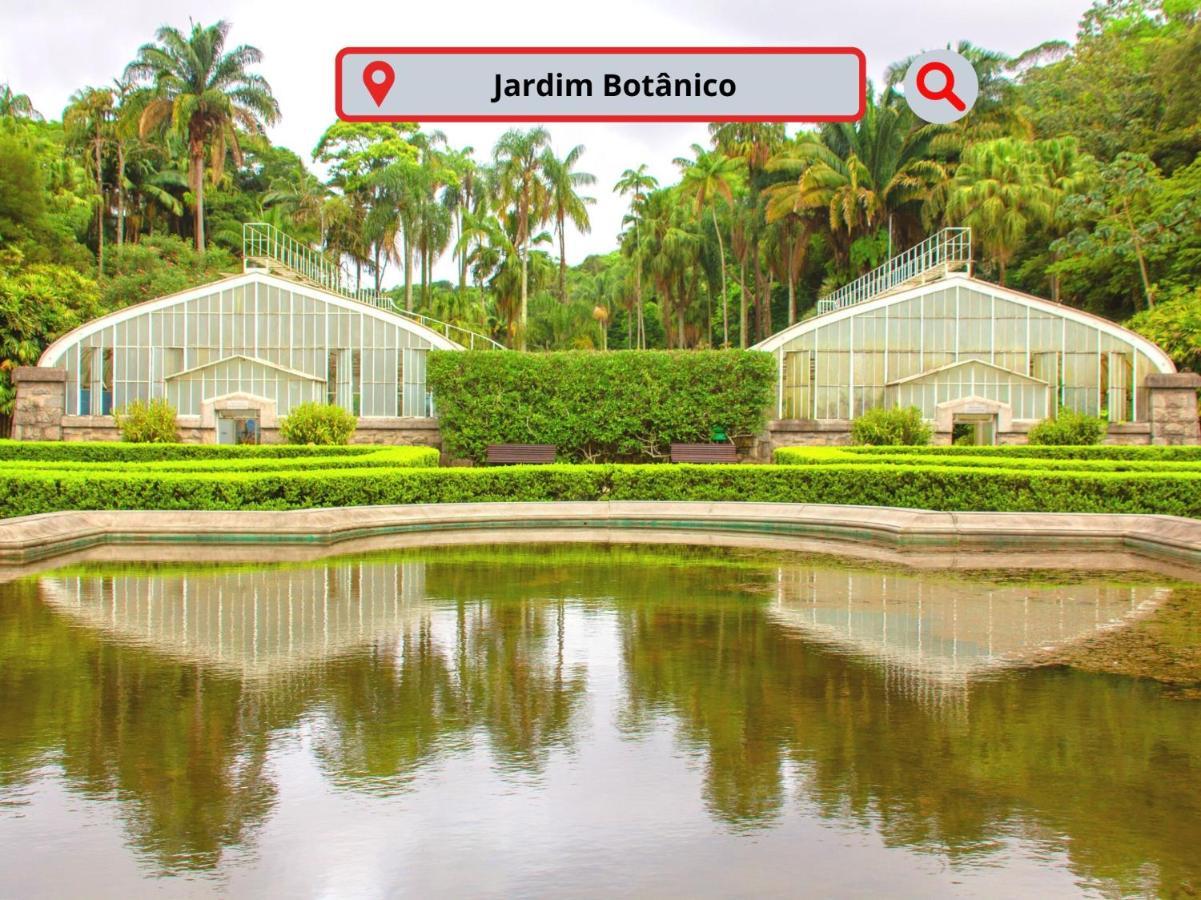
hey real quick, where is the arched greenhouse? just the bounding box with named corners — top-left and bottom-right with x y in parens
top-left (30, 270), bottom-right (462, 444)
top-left (752, 273), bottom-right (1187, 446)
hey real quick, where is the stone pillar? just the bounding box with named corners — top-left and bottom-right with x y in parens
top-left (1146, 372), bottom-right (1201, 446)
top-left (11, 367), bottom-right (67, 441)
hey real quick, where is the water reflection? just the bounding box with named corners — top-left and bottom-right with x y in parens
top-left (0, 546), bottom-right (1197, 897)
top-left (40, 563), bottom-right (431, 678)
top-left (770, 567), bottom-right (1162, 705)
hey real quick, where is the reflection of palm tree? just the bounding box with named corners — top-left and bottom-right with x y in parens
top-left (0, 581), bottom-right (288, 872)
top-left (5, 550), bottom-right (1201, 897)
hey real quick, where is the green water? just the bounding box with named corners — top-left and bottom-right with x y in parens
top-left (0, 544), bottom-right (1199, 898)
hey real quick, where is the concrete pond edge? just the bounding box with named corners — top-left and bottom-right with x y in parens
top-left (3, 502), bottom-right (1201, 575)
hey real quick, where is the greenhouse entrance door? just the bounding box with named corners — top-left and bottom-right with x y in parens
top-left (216, 410), bottom-right (260, 445)
top-left (952, 413), bottom-right (997, 446)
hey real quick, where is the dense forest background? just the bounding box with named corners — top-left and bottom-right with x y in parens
top-left (1, 0), bottom-right (1199, 411)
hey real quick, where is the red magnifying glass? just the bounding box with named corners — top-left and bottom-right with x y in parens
top-left (916, 61), bottom-right (966, 112)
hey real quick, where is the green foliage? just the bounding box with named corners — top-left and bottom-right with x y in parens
top-left (850, 406), bottom-right (933, 446)
top-left (5, 455), bottom-right (1201, 519)
top-left (0, 440), bottom-right (389, 461)
top-left (100, 235), bottom-right (234, 311)
top-left (0, 251), bottom-right (101, 413)
top-left (1028, 408), bottom-right (1108, 445)
top-left (279, 402), bottom-right (358, 445)
top-left (793, 444), bottom-right (1201, 460)
top-left (427, 349), bottom-right (775, 462)
top-left (113, 398), bottom-right (180, 443)
top-left (1127, 285), bottom-right (1201, 371)
top-left (0, 125), bottom-right (93, 269)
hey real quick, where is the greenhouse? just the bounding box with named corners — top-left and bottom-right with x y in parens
top-left (753, 272), bottom-right (1183, 446)
top-left (30, 270), bottom-right (462, 444)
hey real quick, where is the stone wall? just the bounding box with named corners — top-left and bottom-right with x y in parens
top-left (350, 418), bottom-right (442, 449)
top-left (11, 367), bottom-right (66, 441)
top-left (1147, 373), bottom-right (1201, 445)
top-left (753, 420), bottom-right (853, 459)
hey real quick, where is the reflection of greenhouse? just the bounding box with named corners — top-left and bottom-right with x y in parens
top-left (40, 561), bottom-right (430, 678)
top-left (770, 567), bottom-right (1162, 705)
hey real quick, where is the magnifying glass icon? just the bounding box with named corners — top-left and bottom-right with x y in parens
top-left (916, 61), bottom-right (966, 111)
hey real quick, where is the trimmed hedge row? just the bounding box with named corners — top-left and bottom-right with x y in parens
top-left (427, 349), bottom-right (775, 464)
top-left (0, 440), bottom-right (386, 462)
top-left (773, 447), bottom-right (1201, 473)
top-left (1, 446), bottom-right (439, 474)
top-left (830, 445), bottom-right (1201, 461)
top-left (4, 462), bottom-right (1201, 519)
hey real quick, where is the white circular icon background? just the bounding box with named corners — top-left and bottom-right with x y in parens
top-left (903, 49), bottom-right (979, 124)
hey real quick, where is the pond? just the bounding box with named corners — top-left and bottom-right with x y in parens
top-left (0, 543), bottom-right (1199, 898)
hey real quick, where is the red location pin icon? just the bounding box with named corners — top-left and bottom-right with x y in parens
top-left (363, 61), bottom-right (395, 107)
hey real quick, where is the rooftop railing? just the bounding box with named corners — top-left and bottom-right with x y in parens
top-left (242, 222), bottom-right (505, 350)
top-left (815, 227), bottom-right (973, 315)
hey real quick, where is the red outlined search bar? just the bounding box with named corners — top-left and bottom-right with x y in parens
top-left (336, 47), bottom-right (866, 123)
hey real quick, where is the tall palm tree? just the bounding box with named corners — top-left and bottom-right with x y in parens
top-left (945, 137), bottom-right (1055, 284)
top-left (263, 168), bottom-right (331, 244)
top-left (675, 145), bottom-right (743, 347)
top-left (492, 128), bottom-right (550, 350)
top-left (441, 147), bottom-right (482, 299)
top-left (710, 123), bottom-right (787, 342)
top-left (64, 86), bottom-right (116, 276)
top-left (614, 165), bottom-right (658, 349)
top-left (125, 19), bottom-right (279, 251)
top-left (0, 84), bottom-right (41, 120)
top-left (768, 89), bottom-right (948, 262)
top-left (540, 144), bottom-right (596, 304)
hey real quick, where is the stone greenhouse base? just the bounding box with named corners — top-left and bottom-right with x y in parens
top-left (3, 502), bottom-right (1201, 582)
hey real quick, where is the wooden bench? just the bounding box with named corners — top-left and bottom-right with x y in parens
top-left (670, 442), bottom-right (738, 464)
top-left (485, 443), bottom-right (557, 465)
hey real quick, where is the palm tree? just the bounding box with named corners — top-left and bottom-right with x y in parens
top-left (441, 147), bottom-right (482, 300)
top-left (675, 145), bottom-right (743, 347)
top-left (945, 137), bottom-right (1055, 283)
top-left (492, 128), bottom-right (550, 350)
top-left (125, 19), bottom-right (279, 251)
top-left (0, 84), bottom-right (41, 120)
top-left (768, 88), bottom-right (948, 278)
top-left (64, 86), bottom-right (116, 276)
top-left (614, 165), bottom-right (658, 349)
top-left (540, 144), bottom-right (596, 304)
top-left (263, 168), bottom-right (331, 244)
top-left (710, 123), bottom-right (787, 341)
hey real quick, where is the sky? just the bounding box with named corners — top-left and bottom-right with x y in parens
top-left (2, 0), bottom-right (1092, 283)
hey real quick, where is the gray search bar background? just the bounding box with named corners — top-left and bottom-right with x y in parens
top-left (336, 48), bottom-right (865, 122)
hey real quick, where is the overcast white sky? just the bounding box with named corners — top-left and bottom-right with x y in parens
top-left (2, 0), bottom-right (1091, 282)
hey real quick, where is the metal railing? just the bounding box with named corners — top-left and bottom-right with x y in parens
top-left (816, 227), bottom-right (972, 314)
top-left (242, 222), bottom-right (505, 350)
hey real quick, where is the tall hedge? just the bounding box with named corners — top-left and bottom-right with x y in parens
top-left (427, 349), bottom-right (776, 463)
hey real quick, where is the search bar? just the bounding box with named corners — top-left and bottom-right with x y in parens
top-left (336, 47), bottom-right (866, 122)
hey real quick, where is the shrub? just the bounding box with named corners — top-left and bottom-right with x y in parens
top-left (279, 403), bottom-right (357, 445)
top-left (850, 406), bottom-right (932, 446)
top-left (427, 349), bottom-right (775, 463)
top-left (0, 440), bottom-right (383, 462)
top-left (113, 398), bottom-right (180, 443)
top-left (1028, 408), bottom-right (1107, 446)
top-left (4, 458), bottom-right (1201, 519)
